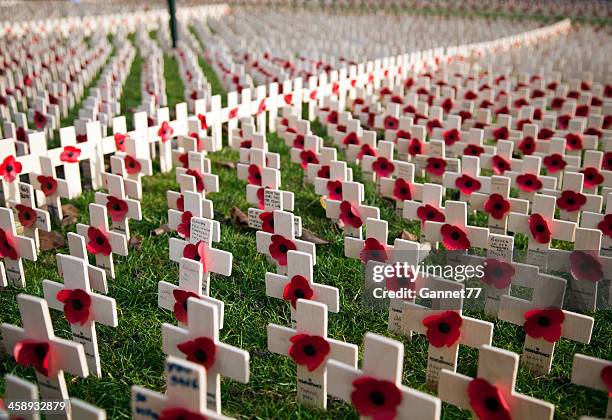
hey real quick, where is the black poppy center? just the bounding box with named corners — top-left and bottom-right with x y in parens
top-left (255, 173), bottom-right (261, 180)
top-left (4, 240), bottom-right (11, 249)
top-left (566, 198), bottom-right (575, 205)
top-left (347, 210), bottom-right (354, 218)
top-left (129, 162), bottom-right (135, 168)
top-left (71, 299), bottom-right (83, 310)
top-left (524, 142), bottom-right (532, 149)
top-left (426, 211), bottom-right (434, 220)
top-left (484, 397), bottom-right (500, 412)
top-left (267, 219), bottom-right (275, 229)
top-left (194, 349), bottom-right (207, 363)
top-left (23, 212), bottom-right (31, 220)
top-left (303, 344), bottom-right (317, 357)
top-left (96, 236), bottom-right (104, 245)
top-left (525, 179), bottom-right (533, 186)
top-left (400, 187), bottom-right (408, 195)
top-left (6, 165), bottom-right (13, 172)
top-left (497, 161), bottom-right (505, 168)
top-left (537, 316), bottom-right (551, 327)
top-left (113, 203), bottom-right (121, 211)
top-left (307, 157), bottom-right (313, 163)
top-left (335, 187), bottom-right (342, 194)
top-left (34, 344), bottom-right (47, 360)
top-left (587, 173), bottom-right (594, 180)
top-left (433, 163), bottom-right (440, 169)
top-left (68, 152), bottom-right (73, 157)
top-left (182, 299), bottom-right (189, 311)
top-left (438, 322), bottom-right (451, 333)
top-left (492, 267), bottom-right (504, 278)
top-left (451, 232), bottom-right (460, 240)
top-left (536, 224), bottom-right (545, 233)
top-left (465, 181), bottom-right (473, 188)
top-left (279, 244), bottom-right (288, 253)
top-left (46, 182), bottom-right (53, 190)
top-left (294, 288), bottom-right (305, 299)
top-left (380, 163), bottom-right (387, 170)
top-left (370, 390), bottom-right (385, 406)
top-left (493, 202), bottom-right (503, 211)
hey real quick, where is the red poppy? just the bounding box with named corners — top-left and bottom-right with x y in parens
top-left (403, 104), bottom-right (416, 114)
top-left (479, 100), bottom-right (493, 109)
top-left (407, 138), bottom-right (422, 156)
top-left (580, 167), bottom-right (604, 189)
top-left (15, 204), bottom-right (36, 228)
top-left (339, 201), bottom-right (363, 228)
top-left (585, 127), bottom-right (603, 138)
top-left (416, 204), bottom-right (445, 225)
top-left (14, 340), bottom-right (51, 376)
top-left (516, 174), bottom-right (542, 192)
top-left (551, 97), bottom-right (565, 110)
top-left (423, 310), bottom-right (462, 347)
top-left (360, 238), bottom-right (388, 263)
top-left (576, 104), bottom-right (590, 117)
top-left (114, 133), bottom-right (126, 152)
top-left (327, 180), bottom-right (343, 200)
top-left (185, 169), bottom-right (204, 192)
top-left (547, 82), bottom-right (558, 91)
top-left (384, 116), bottom-right (399, 130)
top-left (106, 196), bottom-right (129, 222)
top-left (351, 377), bottom-right (402, 419)
top-left (177, 211), bottom-right (192, 239)
top-left (569, 251), bottom-right (603, 282)
top-left (288, 333), bottom-right (330, 372)
top-left (197, 113), bottom-right (208, 130)
top-left (33, 111), bottom-right (47, 130)
top-left (523, 307), bottom-right (564, 343)
top-left (60, 146), bottom-right (81, 163)
top-left (172, 289), bottom-right (200, 323)
top-left (317, 165), bottom-right (330, 179)
top-left (598, 214), bottom-right (612, 240)
top-left (176, 195), bottom-right (184, 212)
top-left (177, 336), bottom-right (216, 369)
top-left (482, 258), bottom-right (515, 289)
top-left (489, 155), bottom-right (510, 175)
top-left (464, 144), bottom-right (484, 156)
top-left (440, 224), bottom-right (471, 250)
top-left (518, 136), bottom-right (535, 155)
top-left (299, 150), bottom-right (318, 170)
top-left (393, 179), bottom-right (412, 201)
top-left (35, 175), bottom-right (57, 197)
top-left (458, 110), bottom-right (473, 121)
top-left (426, 119), bottom-right (442, 134)
top-left (269, 235), bottom-right (296, 266)
top-left (158, 121), bottom-right (173, 142)
top-left (56, 289), bottom-right (92, 325)
top-left (396, 130), bottom-right (411, 140)
top-left (533, 108), bottom-right (543, 120)
top-left (557, 114), bottom-right (571, 130)
top-left (556, 190), bottom-right (586, 212)
top-left (441, 98), bottom-right (453, 113)
top-left (283, 275), bottom-right (314, 308)
top-left (492, 126), bottom-right (509, 141)
top-left (604, 115), bottom-right (612, 130)
top-left (86, 227), bottom-right (112, 255)
top-left (495, 108), bottom-right (509, 118)
top-left (483, 193), bottom-right (510, 220)
top-left (464, 90), bottom-right (477, 100)
top-left (0, 155), bottom-right (22, 182)
top-left (467, 378), bottom-right (511, 420)
top-left (426, 157), bottom-right (446, 177)
top-left (600, 366), bottom-right (612, 397)
top-left (543, 153), bottom-right (567, 173)
top-left (455, 174), bottom-right (481, 195)
top-left (183, 242), bottom-right (207, 271)
top-left (565, 133), bottom-right (583, 151)
top-left (528, 213), bottom-right (551, 243)
top-left (603, 152), bottom-right (612, 171)
top-left (372, 157), bottom-right (395, 178)
top-left (326, 111), bottom-right (338, 124)
top-left (125, 155), bottom-right (141, 175)
top-left (343, 132), bottom-right (361, 146)
top-left (240, 140), bottom-right (252, 149)
top-left (538, 128), bottom-right (554, 140)
top-left (259, 211), bottom-right (275, 233)
top-left (531, 89), bottom-right (545, 98)
top-left (513, 98), bottom-right (529, 109)
top-left (248, 164), bottom-right (262, 186)
top-left (442, 129), bottom-right (460, 146)
top-left (0, 229), bottom-right (18, 260)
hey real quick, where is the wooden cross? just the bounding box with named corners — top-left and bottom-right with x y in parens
top-left (42, 255), bottom-right (117, 377)
top-left (256, 210), bottom-right (316, 275)
top-left (110, 134), bottom-right (153, 184)
top-left (7, 182), bottom-right (51, 252)
top-left (438, 345), bottom-right (555, 419)
top-left (168, 191), bottom-right (216, 239)
top-left (0, 207), bottom-right (36, 288)
top-left (479, 140), bottom-right (521, 176)
top-left (76, 203), bottom-right (128, 278)
top-left (378, 159), bottom-right (418, 215)
top-left (360, 140), bottom-right (396, 184)
top-left (304, 144), bottom-right (338, 184)
top-left (327, 332), bottom-right (441, 419)
top-left (325, 181), bottom-right (380, 238)
top-left (267, 299), bottom-right (358, 409)
top-left (237, 148), bottom-right (280, 185)
top-left (246, 167), bottom-right (294, 215)
top-left (162, 298), bottom-right (249, 413)
top-left (131, 356), bottom-right (233, 420)
top-left (314, 160), bottom-right (352, 197)
top-left (265, 250), bottom-right (339, 327)
top-left (443, 155), bottom-right (491, 200)
top-left (150, 107), bottom-right (176, 174)
top-left (28, 156), bottom-right (72, 221)
top-left (581, 191), bottom-right (612, 256)
top-left (414, 139), bottom-right (460, 183)
top-left (59, 233), bottom-right (107, 295)
top-left (94, 173), bottom-right (142, 240)
top-left (402, 183), bottom-right (446, 242)
top-left (571, 353), bottom-right (612, 418)
top-left (506, 155), bottom-right (557, 202)
top-left (541, 171), bottom-right (603, 223)
top-left (2, 374), bottom-right (40, 420)
top-left (175, 151), bottom-right (219, 195)
top-left (0, 138), bottom-right (39, 204)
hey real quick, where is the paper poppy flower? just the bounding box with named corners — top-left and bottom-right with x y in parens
top-left (556, 190), bottom-right (586, 212)
top-left (124, 155), bottom-right (141, 175)
top-left (458, 110), bottom-right (472, 121)
top-left (467, 378), bottom-right (511, 420)
top-left (423, 310), bottom-right (462, 347)
top-left (0, 228), bottom-right (18, 259)
top-left (543, 153), bottom-right (567, 173)
top-left (533, 108), bottom-right (543, 120)
top-left (531, 89), bottom-right (545, 98)
top-left (384, 116), bottom-right (399, 130)
top-left (326, 111), bottom-right (338, 124)
top-left (396, 130), bottom-right (411, 140)
top-left (518, 136), bottom-right (535, 155)
top-left (177, 211), bottom-right (192, 239)
top-left (604, 115), bottom-right (612, 130)
top-left (372, 157), bottom-right (395, 178)
top-left (106, 196), bottom-right (129, 222)
top-left (516, 173), bottom-right (542, 192)
top-left (600, 366), bottom-right (612, 396)
top-left (60, 146), bottom-right (81, 163)
top-left (576, 104), bottom-right (590, 117)
top-left (426, 119), bottom-right (442, 134)
top-left (537, 128), bottom-right (554, 140)
top-left (172, 289), bottom-right (200, 323)
top-left (34, 175), bottom-right (56, 197)
top-left (416, 204), bottom-right (445, 225)
top-left (343, 132), bottom-right (361, 146)
top-left (492, 126), bottom-right (509, 141)
top-left (15, 204), bottom-right (36, 228)
top-left (259, 211), bottom-right (275, 233)
top-left (580, 167), bottom-right (604, 189)
top-left (570, 251), bottom-right (603, 282)
top-left (256, 187), bottom-right (266, 210)
top-left (288, 333), bottom-right (330, 372)
top-left (490, 155), bottom-right (510, 175)
top-left (407, 138), bottom-right (422, 156)
top-left (523, 307), bottom-right (565, 343)
top-left (478, 100), bottom-right (493, 109)
top-left (557, 114), bottom-right (571, 130)
top-left (441, 98), bottom-right (453, 113)
top-left (339, 201), bottom-right (363, 228)
top-left (565, 133), bottom-right (583, 151)
top-left (177, 336), bottom-right (216, 369)
top-left (585, 127), bottom-right (603, 138)
top-left (317, 165), bottom-right (330, 179)
top-left (0, 155), bottom-right (22, 182)
top-left (76, 133), bottom-right (87, 143)
top-left (442, 129), bottom-right (460, 146)
top-left (482, 258), bottom-right (515, 289)
top-left (464, 90), bottom-right (478, 100)
top-left (114, 133), bottom-right (126, 152)
top-left (197, 113), bottom-right (208, 130)
top-left (393, 178), bottom-right (412, 201)
top-left (185, 169), bottom-right (204, 192)
top-left (240, 140), bottom-right (252, 150)
top-left (551, 97), bottom-right (565, 110)
top-left (183, 242), bottom-right (207, 271)
top-left (455, 174), bottom-right (481, 195)
top-left (33, 111), bottom-right (47, 130)
top-left (351, 377), bottom-right (402, 419)
top-left (327, 180), bottom-right (343, 200)
top-left (248, 164), bottom-right (262, 186)
top-left (597, 214), bottom-right (612, 240)
top-left (441, 224), bottom-right (471, 250)
top-left (528, 213), bottom-right (551, 244)
top-left (299, 150), bottom-right (318, 170)
top-left (14, 340), bottom-right (51, 376)
top-left (426, 157), bottom-right (446, 177)
top-left (86, 227), bottom-right (112, 255)
top-left (178, 153), bottom-right (189, 169)
top-left (283, 275), bottom-right (314, 308)
top-left (464, 144), bottom-right (484, 157)
top-left (56, 289), bottom-right (92, 325)
top-left (176, 195), bottom-right (184, 212)
top-left (403, 104), bottom-right (416, 114)
top-left (360, 237), bottom-right (388, 263)
top-left (483, 194), bottom-right (510, 220)
top-left (269, 235), bottom-right (296, 266)
top-left (158, 121), bottom-right (173, 142)
top-left (603, 152), bottom-right (612, 171)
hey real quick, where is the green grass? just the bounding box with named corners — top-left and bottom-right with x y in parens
top-left (1, 33), bottom-right (611, 420)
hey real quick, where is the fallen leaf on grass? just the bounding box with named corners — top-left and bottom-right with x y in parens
top-left (39, 231), bottom-right (65, 251)
top-left (60, 204), bottom-right (80, 227)
top-left (219, 161), bottom-right (236, 169)
top-left (301, 229), bottom-right (329, 245)
top-left (153, 224), bottom-right (170, 236)
top-left (229, 206), bottom-right (248, 226)
top-left (399, 230), bottom-right (418, 241)
top-left (129, 235), bottom-right (143, 251)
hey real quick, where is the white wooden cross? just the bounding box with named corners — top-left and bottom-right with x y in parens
top-left (1, 294), bottom-right (88, 405)
top-left (0, 138), bottom-right (38, 204)
top-left (402, 183), bottom-right (446, 243)
top-left (256, 210), bottom-right (316, 275)
top-left (59, 233), bottom-right (107, 295)
top-left (42, 255), bottom-right (117, 378)
top-left (541, 171), bottom-right (603, 223)
top-left (325, 181), bottom-right (380, 238)
top-left (110, 134), bottom-right (153, 184)
top-left (443, 155), bottom-right (491, 200)
top-left (162, 298), bottom-right (249, 414)
top-left (28, 156), bottom-right (72, 222)
top-left (267, 299), bottom-right (358, 409)
top-left (246, 167), bottom-right (293, 216)
top-left (508, 194), bottom-right (577, 269)
top-left (378, 159), bottom-right (418, 215)
top-left (94, 173), bottom-right (142, 240)
top-left (314, 160), bottom-right (352, 198)
top-left (498, 272), bottom-right (593, 374)
top-left (360, 140), bottom-right (396, 184)
top-left (265, 250), bottom-right (338, 327)
top-left (151, 108), bottom-right (175, 174)
top-left (1, 374), bottom-right (41, 420)
top-left (175, 151), bottom-right (219, 195)
top-left (423, 201), bottom-right (489, 252)
top-left (438, 345), bottom-right (555, 420)
top-left (237, 148), bottom-right (280, 186)
top-left (168, 190), bottom-right (215, 237)
top-left (566, 150), bottom-right (612, 194)
top-left (506, 155), bottom-right (557, 202)
top-left (571, 353), bottom-right (612, 419)
top-left (0, 207), bottom-right (36, 288)
top-left (76, 203), bottom-right (128, 279)
top-left (479, 140), bottom-right (521, 176)
top-left (304, 145), bottom-right (339, 185)
top-left (581, 192), bottom-right (612, 256)
top-left (131, 356), bottom-right (233, 420)
top-left (327, 332), bottom-right (441, 419)
top-left (7, 182), bottom-right (51, 252)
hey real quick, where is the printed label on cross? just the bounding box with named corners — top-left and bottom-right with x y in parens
top-left (325, 181), bottom-right (380, 239)
top-left (94, 173), bottom-right (142, 240)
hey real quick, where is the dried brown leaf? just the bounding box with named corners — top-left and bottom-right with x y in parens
top-left (229, 206), bottom-right (248, 226)
top-left (153, 224), bottom-right (171, 236)
top-left (39, 231), bottom-right (65, 251)
top-left (399, 230), bottom-right (418, 242)
top-left (219, 161), bottom-right (236, 169)
top-left (129, 235), bottom-right (143, 251)
top-left (61, 204), bottom-right (80, 218)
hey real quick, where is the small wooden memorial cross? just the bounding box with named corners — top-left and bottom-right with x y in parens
top-left (267, 299), bottom-right (358, 409)
top-left (8, 182), bottom-right (51, 252)
top-left (402, 183), bottom-right (446, 242)
top-left (29, 156), bottom-right (72, 221)
top-left (167, 175), bottom-right (214, 217)
top-left (42, 255), bottom-right (118, 377)
top-left (59, 233), bottom-right (107, 294)
top-left (306, 147), bottom-right (341, 185)
top-left (237, 148), bottom-right (280, 186)
top-left (2, 374), bottom-right (40, 420)
top-left (423, 201), bottom-right (489, 253)
top-left (176, 151), bottom-right (219, 196)
top-left (0, 207), bottom-right (36, 288)
top-left (542, 171), bottom-right (603, 223)
top-left (94, 173), bottom-right (142, 240)
top-left (443, 155), bottom-right (491, 201)
top-left (168, 191), bottom-right (216, 239)
top-left (111, 134), bottom-right (153, 184)
top-left (246, 167), bottom-right (293, 213)
top-left (314, 160), bottom-right (352, 197)
top-left (325, 181), bottom-right (380, 238)
top-left (571, 353), bottom-right (612, 418)
top-left (506, 155), bottom-right (557, 202)
top-left (0, 138), bottom-right (39, 204)
top-left (581, 192), bottom-right (612, 256)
